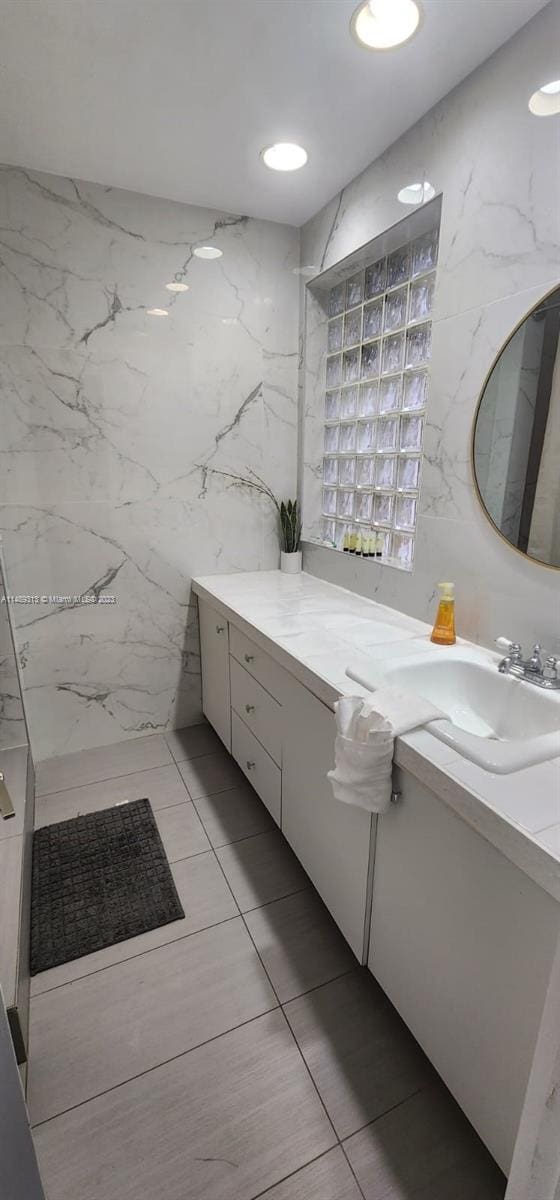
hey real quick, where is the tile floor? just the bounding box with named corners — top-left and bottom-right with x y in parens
top-left (30, 727), bottom-right (506, 1200)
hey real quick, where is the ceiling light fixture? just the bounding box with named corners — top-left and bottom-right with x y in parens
top-left (528, 79), bottom-right (560, 117)
top-left (146, 307), bottom-right (169, 317)
top-left (165, 281), bottom-right (189, 293)
top-left (262, 143), bottom-right (308, 172)
top-left (293, 265), bottom-right (318, 277)
top-left (397, 180), bottom-right (435, 205)
top-left (351, 0), bottom-right (421, 50)
top-left (194, 246), bottom-right (223, 259)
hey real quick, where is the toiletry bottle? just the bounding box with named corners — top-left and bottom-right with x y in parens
top-left (430, 582), bottom-right (456, 645)
top-left (375, 532), bottom-right (383, 558)
top-left (355, 529), bottom-right (362, 557)
top-left (343, 530), bottom-right (350, 553)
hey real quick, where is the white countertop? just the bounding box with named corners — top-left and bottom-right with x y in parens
top-left (193, 570), bottom-right (560, 902)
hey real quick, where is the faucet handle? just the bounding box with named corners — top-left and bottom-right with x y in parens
top-left (544, 655), bottom-right (560, 680)
top-left (495, 637), bottom-right (522, 660)
top-left (528, 643), bottom-right (544, 672)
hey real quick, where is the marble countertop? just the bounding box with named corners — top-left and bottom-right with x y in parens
top-left (193, 570), bottom-right (560, 902)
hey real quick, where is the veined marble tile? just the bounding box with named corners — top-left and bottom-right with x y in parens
top-left (300, 6), bottom-right (560, 321)
top-left (0, 167), bottom-right (299, 757)
top-left (300, 4), bottom-right (560, 658)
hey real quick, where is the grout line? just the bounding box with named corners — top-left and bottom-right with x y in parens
top-left (233, 883), bottom-right (313, 913)
top-left (184, 780), bottom-right (248, 802)
top-left (36, 756), bottom-right (183, 800)
top-left (163, 724), bottom-right (215, 763)
top-left (29, 911), bottom-right (241, 998)
top-left (30, 1002), bottom-right (281, 1131)
top-left (199, 826), bottom-right (277, 852)
top-left (233, 875), bottom-right (342, 1155)
top-left (339, 1144), bottom-right (367, 1200)
top-left (240, 885), bottom-right (312, 916)
top-left (339, 1084), bottom-right (428, 1146)
top-left (279, 965), bottom-right (358, 1007)
top-left (248, 1146), bottom-right (348, 1200)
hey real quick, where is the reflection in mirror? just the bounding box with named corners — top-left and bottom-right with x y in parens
top-left (473, 285), bottom-right (560, 568)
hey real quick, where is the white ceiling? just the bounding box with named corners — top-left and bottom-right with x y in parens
top-left (0, 0), bottom-right (550, 226)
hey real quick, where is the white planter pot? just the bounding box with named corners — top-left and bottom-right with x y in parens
top-left (281, 550), bottom-right (302, 574)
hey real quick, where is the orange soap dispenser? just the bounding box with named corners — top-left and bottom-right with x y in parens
top-left (430, 581), bottom-right (456, 645)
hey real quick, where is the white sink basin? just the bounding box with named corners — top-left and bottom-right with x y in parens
top-left (347, 646), bottom-right (560, 773)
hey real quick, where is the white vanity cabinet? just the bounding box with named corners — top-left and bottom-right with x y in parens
top-left (198, 600), bottom-right (231, 751)
top-left (281, 676), bottom-right (373, 961)
top-left (368, 766), bottom-right (560, 1174)
top-left (196, 596), bottom-right (373, 960)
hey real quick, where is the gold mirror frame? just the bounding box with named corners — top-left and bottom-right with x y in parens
top-left (471, 280), bottom-right (560, 572)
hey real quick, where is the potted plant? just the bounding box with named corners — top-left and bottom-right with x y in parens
top-left (279, 499), bottom-right (302, 573)
top-left (196, 465), bottom-right (303, 573)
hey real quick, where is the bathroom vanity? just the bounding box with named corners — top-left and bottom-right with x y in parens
top-left (194, 569), bottom-right (560, 1179)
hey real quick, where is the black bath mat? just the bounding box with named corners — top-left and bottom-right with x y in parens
top-left (30, 798), bottom-right (184, 974)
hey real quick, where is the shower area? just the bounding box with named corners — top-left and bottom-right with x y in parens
top-left (0, 543), bottom-right (34, 1074)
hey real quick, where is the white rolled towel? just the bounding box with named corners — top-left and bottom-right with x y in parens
top-left (328, 688), bottom-right (446, 814)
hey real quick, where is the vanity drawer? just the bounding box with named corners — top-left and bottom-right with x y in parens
top-left (229, 626), bottom-right (289, 704)
top-left (230, 658), bottom-right (282, 766)
top-left (231, 711), bottom-right (281, 825)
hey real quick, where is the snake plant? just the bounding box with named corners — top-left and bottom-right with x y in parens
top-left (279, 499), bottom-right (302, 554)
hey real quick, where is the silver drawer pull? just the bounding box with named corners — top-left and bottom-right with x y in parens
top-left (390, 790), bottom-right (401, 805)
top-left (244, 653), bottom-right (255, 663)
top-left (245, 704), bottom-right (255, 714)
top-left (246, 760), bottom-right (256, 771)
top-left (0, 773), bottom-right (15, 820)
top-left (216, 625), bottom-right (225, 634)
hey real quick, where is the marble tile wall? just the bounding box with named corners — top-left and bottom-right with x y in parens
top-left (300, 3), bottom-right (560, 652)
top-left (0, 551), bottom-right (26, 750)
top-left (0, 168), bottom-right (299, 759)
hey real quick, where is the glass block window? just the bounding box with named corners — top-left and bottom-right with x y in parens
top-left (321, 224), bottom-right (439, 571)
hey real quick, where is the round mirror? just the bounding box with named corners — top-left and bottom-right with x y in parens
top-left (473, 284), bottom-right (560, 569)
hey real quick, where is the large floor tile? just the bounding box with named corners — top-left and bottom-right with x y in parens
top-left (178, 749), bottom-right (246, 799)
top-left (194, 781), bottom-right (274, 848)
top-left (155, 799), bottom-right (210, 861)
top-left (216, 830), bottom-right (309, 913)
top-left (284, 970), bottom-right (434, 1140)
top-left (245, 888), bottom-right (355, 1003)
top-left (259, 1147), bottom-right (362, 1199)
top-left (36, 735), bottom-right (173, 796)
top-left (34, 763), bottom-right (190, 826)
top-left (28, 918), bottom-right (276, 1124)
top-left (31, 851), bottom-right (237, 995)
top-left (165, 723), bottom-right (223, 763)
top-left (34, 1010), bottom-right (337, 1200)
top-left (343, 1086), bottom-right (506, 1200)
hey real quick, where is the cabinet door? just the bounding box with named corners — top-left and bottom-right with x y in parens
top-left (281, 678), bottom-right (372, 961)
top-left (369, 767), bottom-right (560, 1174)
top-left (198, 600), bottom-right (231, 751)
top-left (0, 990), bottom-right (46, 1199)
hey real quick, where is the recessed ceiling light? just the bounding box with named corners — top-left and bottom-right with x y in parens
top-left (165, 281), bottom-right (189, 293)
top-left (262, 143), bottom-right (308, 172)
top-left (293, 264), bottom-right (317, 277)
top-left (146, 307), bottom-right (169, 317)
top-left (528, 79), bottom-right (560, 117)
top-left (194, 246), bottom-right (223, 259)
top-left (351, 0), bottom-right (421, 50)
top-left (397, 180), bottom-right (435, 205)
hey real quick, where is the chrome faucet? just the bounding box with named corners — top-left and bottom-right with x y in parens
top-left (496, 638), bottom-right (560, 690)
